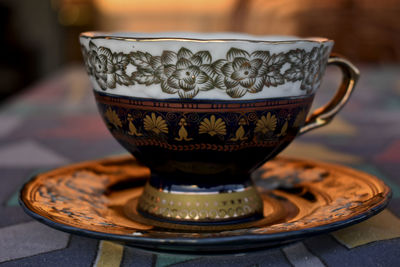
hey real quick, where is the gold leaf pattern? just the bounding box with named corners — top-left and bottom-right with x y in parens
top-left (277, 120), bottom-right (288, 137)
top-left (104, 107), bottom-right (122, 128)
top-left (255, 112), bottom-right (277, 134)
top-left (294, 109), bottom-right (307, 127)
top-left (143, 113), bottom-right (168, 134)
top-left (199, 115), bottom-right (226, 136)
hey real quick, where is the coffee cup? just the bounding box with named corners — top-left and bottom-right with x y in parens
top-left (80, 32), bottom-right (359, 225)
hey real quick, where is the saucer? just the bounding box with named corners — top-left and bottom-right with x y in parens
top-left (19, 156), bottom-right (391, 252)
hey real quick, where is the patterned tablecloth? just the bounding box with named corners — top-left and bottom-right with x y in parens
top-left (0, 64), bottom-right (399, 266)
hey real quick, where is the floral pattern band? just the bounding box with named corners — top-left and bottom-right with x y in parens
top-left (81, 41), bottom-right (330, 99)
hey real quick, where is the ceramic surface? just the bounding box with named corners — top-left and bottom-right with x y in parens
top-left (80, 32), bottom-right (333, 100)
top-left (79, 32), bottom-right (359, 225)
top-left (95, 92), bottom-right (313, 222)
top-left (19, 156), bottom-right (391, 252)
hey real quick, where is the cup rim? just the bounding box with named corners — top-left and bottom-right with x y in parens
top-left (80, 31), bottom-right (333, 45)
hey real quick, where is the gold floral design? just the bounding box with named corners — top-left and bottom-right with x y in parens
top-left (199, 115), bottom-right (226, 136)
top-left (84, 42), bottom-right (132, 90)
top-left (81, 43), bottom-right (330, 99)
top-left (143, 113), bottom-right (168, 134)
top-left (213, 48), bottom-right (265, 98)
top-left (104, 107), bottom-right (122, 128)
top-left (285, 46), bottom-right (330, 93)
top-left (255, 112), bottom-right (277, 134)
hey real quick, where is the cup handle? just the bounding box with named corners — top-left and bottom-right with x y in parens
top-left (299, 54), bottom-right (360, 135)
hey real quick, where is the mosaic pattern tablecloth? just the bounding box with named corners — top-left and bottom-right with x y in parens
top-left (0, 64), bottom-right (399, 266)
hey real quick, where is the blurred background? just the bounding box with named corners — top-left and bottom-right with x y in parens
top-left (0, 0), bottom-right (399, 101)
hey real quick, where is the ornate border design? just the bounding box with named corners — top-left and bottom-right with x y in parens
top-left (95, 93), bottom-right (314, 151)
top-left (137, 183), bottom-right (263, 222)
top-left (82, 42), bottom-right (330, 98)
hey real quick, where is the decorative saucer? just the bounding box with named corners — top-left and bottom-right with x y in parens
top-left (19, 156), bottom-right (391, 252)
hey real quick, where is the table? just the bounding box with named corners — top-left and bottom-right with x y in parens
top-left (0, 64), bottom-right (399, 266)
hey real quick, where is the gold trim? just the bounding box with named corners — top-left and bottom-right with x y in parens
top-left (124, 195), bottom-right (286, 231)
top-left (80, 32), bottom-right (333, 45)
top-left (137, 183), bottom-right (263, 222)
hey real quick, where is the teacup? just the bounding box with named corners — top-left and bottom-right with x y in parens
top-left (80, 32), bottom-right (359, 225)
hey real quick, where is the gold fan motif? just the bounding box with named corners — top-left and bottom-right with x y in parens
top-left (104, 107), bottom-right (122, 128)
top-left (143, 113), bottom-right (168, 134)
top-left (199, 115), bottom-right (226, 136)
top-left (255, 112), bottom-right (277, 134)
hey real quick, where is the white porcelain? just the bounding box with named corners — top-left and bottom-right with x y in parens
top-left (80, 32), bottom-right (333, 100)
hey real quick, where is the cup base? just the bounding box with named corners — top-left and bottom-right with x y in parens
top-left (134, 182), bottom-right (264, 225)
